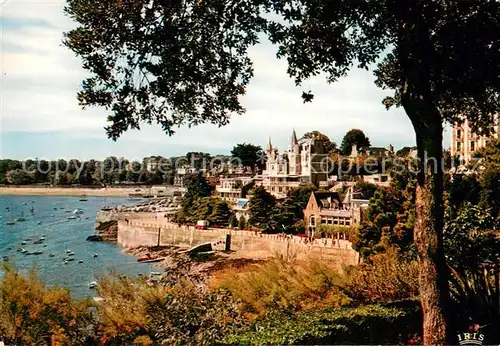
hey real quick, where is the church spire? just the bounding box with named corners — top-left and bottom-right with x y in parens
top-left (268, 135), bottom-right (273, 151)
top-left (291, 128), bottom-right (298, 146)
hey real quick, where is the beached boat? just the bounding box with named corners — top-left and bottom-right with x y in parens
top-left (137, 254), bottom-right (164, 263)
top-left (88, 281), bottom-right (98, 289)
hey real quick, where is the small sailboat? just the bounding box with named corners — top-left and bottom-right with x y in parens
top-left (17, 212), bottom-right (26, 222)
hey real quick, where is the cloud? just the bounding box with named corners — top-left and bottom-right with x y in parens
top-left (0, 0), bottom-right (444, 160)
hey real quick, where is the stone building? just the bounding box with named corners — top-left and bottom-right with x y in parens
top-left (451, 117), bottom-right (500, 163)
top-left (303, 189), bottom-right (369, 238)
top-left (215, 176), bottom-right (253, 202)
top-left (262, 130), bottom-right (329, 199)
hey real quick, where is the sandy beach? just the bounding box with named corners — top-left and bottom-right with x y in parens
top-left (0, 186), bottom-right (182, 197)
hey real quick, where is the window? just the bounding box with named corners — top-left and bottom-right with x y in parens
top-left (327, 219), bottom-right (333, 224)
top-left (456, 142), bottom-right (462, 151)
top-left (470, 141), bottom-right (475, 151)
top-left (457, 129), bottom-right (461, 138)
top-left (321, 218), bottom-right (326, 224)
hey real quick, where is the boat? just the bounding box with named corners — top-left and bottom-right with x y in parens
top-left (21, 241), bottom-right (27, 245)
top-left (64, 261), bottom-right (68, 265)
top-left (93, 254), bottom-right (98, 258)
top-left (137, 254), bottom-right (164, 263)
top-left (73, 209), bottom-right (84, 215)
top-left (53, 207), bottom-right (58, 210)
top-left (66, 257), bottom-right (75, 261)
top-left (32, 251), bottom-right (43, 255)
top-left (34, 240), bottom-right (43, 244)
top-left (6, 221), bottom-right (16, 225)
top-left (67, 216), bottom-right (77, 220)
top-left (79, 198), bottom-right (88, 201)
top-left (21, 248), bottom-right (27, 254)
top-left (37, 221), bottom-right (42, 225)
top-left (66, 249), bottom-right (72, 253)
top-left (16, 217), bottom-right (26, 222)
top-left (25, 238), bottom-right (31, 241)
top-left (40, 236), bottom-right (46, 240)
top-left (88, 281), bottom-right (98, 289)
top-left (79, 260), bottom-right (83, 263)
top-left (49, 253), bottom-right (55, 257)
top-left (68, 252), bottom-right (75, 256)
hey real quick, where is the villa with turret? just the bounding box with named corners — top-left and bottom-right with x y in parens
top-left (261, 130), bottom-right (330, 199)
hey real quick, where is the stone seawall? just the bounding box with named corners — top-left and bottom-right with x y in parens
top-left (94, 211), bottom-right (167, 242)
top-left (117, 220), bottom-right (359, 266)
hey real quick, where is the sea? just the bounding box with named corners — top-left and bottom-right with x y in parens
top-left (0, 195), bottom-right (163, 299)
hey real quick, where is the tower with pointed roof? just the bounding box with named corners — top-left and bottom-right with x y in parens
top-left (288, 129), bottom-right (301, 176)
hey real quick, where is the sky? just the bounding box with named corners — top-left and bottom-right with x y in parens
top-left (0, 0), bottom-right (451, 161)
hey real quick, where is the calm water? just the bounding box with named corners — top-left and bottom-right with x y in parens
top-left (0, 195), bottom-right (162, 299)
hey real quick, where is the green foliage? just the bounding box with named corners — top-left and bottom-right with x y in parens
top-left (231, 143), bottom-right (264, 172)
top-left (240, 180), bottom-right (255, 198)
top-left (445, 175), bottom-right (482, 210)
top-left (228, 215), bottom-right (237, 228)
top-left (248, 186), bottom-right (276, 229)
top-left (340, 129), bottom-right (371, 156)
top-left (354, 181), bottom-right (377, 199)
top-left (207, 199), bottom-right (233, 226)
top-left (443, 202), bottom-right (500, 272)
top-left (271, 185), bottom-right (317, 233)
top-left (238, 217), bottom-right (247, 230)
top-left (224, 302), bottom-right (421, 345)
top-left (353, 177), bottom-right (416, 259)
top-left (181, 173), bottom-right (214, 213)
top-left (474, 139), bottom-right (500, 218)
top-left (181, 197), bottom-right (233, 226)
top-left (300, 131), bottom-right (337, 153)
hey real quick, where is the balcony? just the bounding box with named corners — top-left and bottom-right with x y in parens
top-left (216, 186), bottom-right (242, 193)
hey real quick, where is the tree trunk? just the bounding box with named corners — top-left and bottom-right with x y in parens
top-left (404, 99), bottom-right (451, 345)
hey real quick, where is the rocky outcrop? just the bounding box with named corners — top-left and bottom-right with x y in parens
top-left (94, 211), bottom-right (120, 242)
top-left (86, 235), bottom-right (104, 242)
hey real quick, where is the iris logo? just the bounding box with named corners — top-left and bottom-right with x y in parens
top-left (457, 324), bottom-right (485, 346)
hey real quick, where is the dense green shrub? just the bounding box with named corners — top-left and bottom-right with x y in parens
top-left (224, 301), bottom-right (422, 345)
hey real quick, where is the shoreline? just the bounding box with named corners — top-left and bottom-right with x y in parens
top-left (0, 186), bottom-right (179, 198)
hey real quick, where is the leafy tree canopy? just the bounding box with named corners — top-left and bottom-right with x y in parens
top-left (300, 131), bottom-right (337, 153)
top-left (340, 129), bottom-right (371, 156)
top-left (248, 186), bottom-right (277, 230)
top-left (231, 143), bottom-right (264, 172)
